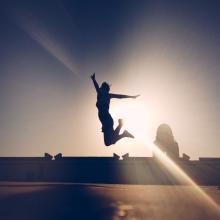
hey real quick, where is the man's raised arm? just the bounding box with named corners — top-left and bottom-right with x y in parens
top-left (110, 94), bottom-right (140, 99)
top-left (90, 73), bottom-right (99, 93)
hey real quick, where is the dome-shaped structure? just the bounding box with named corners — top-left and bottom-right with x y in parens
top-left (156, 124), bottom-right (174, 144)
top-left (154, 124), bottom-right (179, 159)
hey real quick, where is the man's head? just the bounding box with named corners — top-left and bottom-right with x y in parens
top-left (100, 82), bottom-right (110, 93)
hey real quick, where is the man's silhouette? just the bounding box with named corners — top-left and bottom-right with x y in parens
top-left (90, 73), bottom-right (139, 146)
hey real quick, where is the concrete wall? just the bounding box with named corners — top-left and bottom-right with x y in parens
top-left (0, 156), bottom-right (219, 185)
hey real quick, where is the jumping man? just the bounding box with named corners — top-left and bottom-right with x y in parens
top-left (90, 73), bottom-right (139, 146)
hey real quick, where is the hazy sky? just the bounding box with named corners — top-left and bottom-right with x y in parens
top-left (1, 0), bottom-right (220, 159)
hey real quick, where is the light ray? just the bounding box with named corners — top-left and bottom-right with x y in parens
top-left (14, 13), bottom-right (78, 76)
top-left (135, 133), bottom-right (220, 213)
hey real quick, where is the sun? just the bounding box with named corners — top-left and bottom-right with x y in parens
top-left (110, 99), bottom-right (150, 139)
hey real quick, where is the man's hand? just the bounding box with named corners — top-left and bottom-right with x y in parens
top-left (133, 95), bottom-right (140, 99)
top-left (90, 73), bottom-right (96, 80)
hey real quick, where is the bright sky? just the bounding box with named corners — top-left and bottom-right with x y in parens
top-left (1, 1), bottom-right (220, 159)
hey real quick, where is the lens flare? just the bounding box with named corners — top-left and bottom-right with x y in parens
top-left (135, 133), bottom-right (220, 213)
top-left (13, 12), bottom-right (78, 76)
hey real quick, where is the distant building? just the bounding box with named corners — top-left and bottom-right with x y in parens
top-left (154, 124), bottom-right (179, 159)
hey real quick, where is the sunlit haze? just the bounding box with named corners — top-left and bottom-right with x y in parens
top-left (1, 1), bottom-right (220, 159)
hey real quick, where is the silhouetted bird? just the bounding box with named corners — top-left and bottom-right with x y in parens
top-left (90, 73), bottom-right (139, 146)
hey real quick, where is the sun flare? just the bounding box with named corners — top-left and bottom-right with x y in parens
top-left (110, 100), bottom-right (150, 139)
